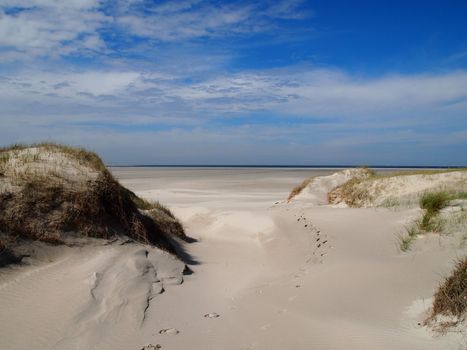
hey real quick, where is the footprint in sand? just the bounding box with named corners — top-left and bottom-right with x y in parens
top-left (204, 312), bottom-right (220, 318)
top-left (292, 212), bottom-right (331, 267)
top-left (159, 328), bottom-right (179, 335)
top-left (141, 344), bottom-right (162, 349)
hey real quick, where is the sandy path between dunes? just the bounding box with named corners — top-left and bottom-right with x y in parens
top-left (0, 168), bottom-right (465, 349)
top-left (117, 168), bottom-right (465, 350)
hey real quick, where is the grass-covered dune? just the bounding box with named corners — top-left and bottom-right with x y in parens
top-left (287, 168), bottom-right (466, 331)
top-left (327, 168), bottom-right (467, 208)
top-left (0, 143), bottom-right (187, 264)
top-left (287, 168), bottom-right (375, 203)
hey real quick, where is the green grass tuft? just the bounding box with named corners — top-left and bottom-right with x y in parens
top-left (398, 189), bottom-right (467, 251)
top-left (420, 191), bottom-right (450, 213)
top-left (418, 191), bottom-right (451, 232)
top-left (398, 222), bottom-right (421, 251)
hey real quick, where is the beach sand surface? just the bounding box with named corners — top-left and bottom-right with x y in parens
top-left (0, 167), bottom-right (465, 349)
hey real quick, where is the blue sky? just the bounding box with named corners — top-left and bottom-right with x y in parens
top-left (1, 0), bottom-right (467, 165)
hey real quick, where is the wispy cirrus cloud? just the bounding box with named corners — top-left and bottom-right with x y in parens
top-left (0, 0), bottom-right (310, 59)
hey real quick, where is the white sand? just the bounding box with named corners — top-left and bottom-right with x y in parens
top-left (0, 167), bottom-right (465, 349)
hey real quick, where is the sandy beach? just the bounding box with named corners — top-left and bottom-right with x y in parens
top-left (0, 167), bottom-right (465, 350)
top-left (3, 2), bottom-right (467, 349)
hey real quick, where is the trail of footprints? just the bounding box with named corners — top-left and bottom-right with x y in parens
top-left (294, 212), bottom-right (331, 267)
top-left (141, 211), bottom-right (328, 350)
top-left (141, 312), bottom-right (222, 349)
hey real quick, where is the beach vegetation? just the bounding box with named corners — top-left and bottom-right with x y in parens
top-left (288, 177), bottom-right (313, 201)
top-left (425, 257), bottom-right (467, 330)
top-left (378, 168), bottom-right (467, 178)
top-left (420, 191), bottom-right (450, 213)
top-left (397, 189), bottom-right (467, 251)
top-left (398, 223), bottom-right (421, 252)
top-left (329, 168), bottom-right (467, 208)
top-left (0, 143), bottom-right (189, 262)
top-left (0, 142), bottom-right (107, 172)
top-left (328, 176), bottom-right (371, 207)
top-left (288, 166), bottom-right (375, 202)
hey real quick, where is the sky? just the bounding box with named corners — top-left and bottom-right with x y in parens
top-left (1, 0), bottom-right (467, 166)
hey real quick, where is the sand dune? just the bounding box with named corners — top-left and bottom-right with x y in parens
top-left (0, 167), bottom-right (465, 349)
top-left (328, 169), bottom-right (467, 207)
top-left (287, 168), bottom-right (373, 204)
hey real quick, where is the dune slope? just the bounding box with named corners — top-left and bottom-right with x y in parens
top-left (0, 144), bottom-right (186, 256)
top-left (328, 169), bottom-right (467, 207)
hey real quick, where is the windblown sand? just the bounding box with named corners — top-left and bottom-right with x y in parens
top-left (0, 167), bottom-right (465, 349)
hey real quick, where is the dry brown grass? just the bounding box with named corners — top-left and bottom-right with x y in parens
top-left (148, 207), bottom-right (186, 241)
top-left (383, 168), bottom-right (467, 178)
top-left (124, 189), bottom-right (187, 241)
top-left (0, 143), bottom-right (188, 258)
top-left (425, 257), bottom-right (467, 329)
top-left (328, 168), bottom-right (467, 208)
top-left (287, 177), bottom-right (313, 202)
top-left (327, 176), bottom-right (372, 207)
top-left (0, 172), bottom-right (179, 252)
top-left (0, 142), bottom-right (107, 172)
top-left (288, 167), bottom-right (376, 204)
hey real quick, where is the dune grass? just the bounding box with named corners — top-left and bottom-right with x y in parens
top-left (329, 168), bottom-right (467, 208)
top-left (0, 143), bottom-right (188, 258)
top-left (126, 192), bottom-right (187, 241)
top-left (418, 191), bottom-right (450, 232)
top-left (398, 190), bottom-right (467, 251)
top-left (288, 177), bottom-right (313, 201)
top-left (419, 191), bottom-right (467, 232)
top-left (0, 142), bottom-right (107, 172)
top-left (420, 191), bottom-right (450, 213)
top-left (398, 223), bottom-right (421, 252)
top-left (425, 257), bottom-right (467, 329)
top-left (328, 176), bottom-right (372, 207)
top-left (288, 166), bottom-right (376, 202)
top-left (381, 168), bottom-right (467, 178)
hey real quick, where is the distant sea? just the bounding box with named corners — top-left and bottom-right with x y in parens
top-left (110, 165), bottom-right (464, 169)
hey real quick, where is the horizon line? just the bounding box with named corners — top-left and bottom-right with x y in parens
top-left (108, 164), bottom-right (467, 169)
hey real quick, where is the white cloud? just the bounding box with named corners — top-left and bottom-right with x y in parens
top-left (116, 3), bottom-right (265, 41)
top-left (0, 0), bottom-right (109, 56)
top-left (0, 1), bottom-right (465, 164)
top-left (0, 0), bottom-right (309, 58)
top-left (1, 66), bottom-right (467, 127)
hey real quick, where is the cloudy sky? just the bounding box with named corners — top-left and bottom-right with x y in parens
top-left (1, 0), bottom-right (467, 165)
